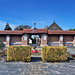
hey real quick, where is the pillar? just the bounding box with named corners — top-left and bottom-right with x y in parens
top-left (6, 35), bottom-right (10, 47)
top-left (59, 35), bottom-right (63, 46)
top-left (41, 34), bottom-right (48, 46)
top-left (73, 36), bottom-right (75, 46)
top-left (22, 34), bottom-right (29, 46)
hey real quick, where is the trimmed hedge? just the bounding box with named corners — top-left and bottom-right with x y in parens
top-left (42, 46), bottom-right (67, 62)
top-left (7, 46), bottom-right (31, 62)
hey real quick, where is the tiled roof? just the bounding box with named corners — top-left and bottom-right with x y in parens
top-left (0, 30), bottom-right (23, 34)
top-left (23, 29), bottom-right (47, 33)
top-left (0, 29), bottom-right (75, 35)
top-left (0, 29), bottom-right (47, 35)
top-left (48, 30), bottom-right (75, 35)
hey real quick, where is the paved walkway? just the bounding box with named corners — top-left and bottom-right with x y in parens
top-left (67, 47), bottom-right (75, 55)
top-left (0, 62), bottom-right (75, 75)
top-left (0, 46), bottom-right (75, 75)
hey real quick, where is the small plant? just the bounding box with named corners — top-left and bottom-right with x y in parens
top-left (0, 38), bottom-right (5, 52)
top-left (0, 38), bottom-right (3, 50)
top-left (33, 46), bottom-right (36, 50)
top-left (0, 38), bottom-right (6, 56)
top-left (31, 46), bottom-right (38, 53)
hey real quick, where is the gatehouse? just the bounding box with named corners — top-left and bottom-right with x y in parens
top-left (0, 28), bottom-right (75, 47)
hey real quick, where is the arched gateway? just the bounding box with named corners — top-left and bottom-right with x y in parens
top-left (0, 29), bottom-right (75, 47)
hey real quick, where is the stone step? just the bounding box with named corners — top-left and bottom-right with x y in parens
top-left (67, 49), bottom-right (75, 51)
top-left (36, 48), bottom-right (42, 51)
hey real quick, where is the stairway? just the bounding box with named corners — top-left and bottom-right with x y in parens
top-left (67, 46), bottom-right (75, 55)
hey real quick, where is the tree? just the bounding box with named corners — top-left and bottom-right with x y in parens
top-left (69, 29), bottom-right (75, 31)
top-left (4, 23), bottom-right (12, 30)
top-left (14, 25), bottom-right (31, 30)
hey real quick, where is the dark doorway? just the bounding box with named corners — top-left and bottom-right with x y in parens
top-left (32, 37), bottom-right (36, 44)
top-left (29, 35), bottom-right (41, 46)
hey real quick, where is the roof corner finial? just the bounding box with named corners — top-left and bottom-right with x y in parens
top-left (54, 20), bottom-right (55, 23)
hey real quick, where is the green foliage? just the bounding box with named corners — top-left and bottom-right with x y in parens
top-left (29, 43), bottom-right (32, 45)
top-left (69, 29), bottom-right (75, 31)
top-left (4, 23), bottom-right (12, 30)
top-left (0, 42), bottom-right (3, 50)
top-left (33, 46), bottom-right (36, 50)
top-left (14, 25), bottom-right (31, 30)
top-left (0, 39), bottom-right (5, 56)
top-left (7, 46), bottom-right (31, 62)
top-left (0, 38), bottom-right (3, 50)
top-left (42, 46), bottom-right (67, 62)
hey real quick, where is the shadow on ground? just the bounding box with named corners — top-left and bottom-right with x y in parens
top-left (31, 57), bottom-right (42, 62)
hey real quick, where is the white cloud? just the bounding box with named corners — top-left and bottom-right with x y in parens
top-left (0, 20), bottom-right (17, 30)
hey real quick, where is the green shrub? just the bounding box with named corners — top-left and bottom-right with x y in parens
top-left (0, 38), bottom-right (4, 50)
top-left (0, 42), bottom-right (3, 50)
top-left (33, 46), bottom-right (36, 50)
top-left (42, 46), bottom-right (67, 62)
top-left (7, 46), bottom-right (31, 62)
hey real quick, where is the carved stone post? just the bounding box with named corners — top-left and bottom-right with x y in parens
top-left (59, 35), bottom-right (63, 46)
top-left (41, 34), bottom-right (48, 46)
top-left (73, 36), bottom-right (75, 46)
top-left (22, 34), bottom-right (29, 46)
top-left (6, 35), bottom-right (10, 47)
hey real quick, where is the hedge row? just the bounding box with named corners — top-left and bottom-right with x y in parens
top-left (7, 46), bottom-right (31, 62)
top-left (7, 46), bottom-right (68, 62)
top-left (42, 46), bottom-right (67, 62)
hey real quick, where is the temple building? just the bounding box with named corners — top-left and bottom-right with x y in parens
top-left (0, 28), bottom-right (75, 47)
top-left (47, 21), bottom-right (63, 30)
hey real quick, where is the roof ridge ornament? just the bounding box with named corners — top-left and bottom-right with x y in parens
top-left (54, 20), bottom-right (55, 23)
top-left (34, 23), bottom-right (37, 30)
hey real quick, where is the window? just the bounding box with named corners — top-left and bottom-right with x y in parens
top-left (60, 35), bottom-right (63, 41)
top-left (43, 35), bottom-right (46, 40)
top-left (7, 35), bottom-right (10, 41)
top-left (24, 35), bottom-right (27, 40)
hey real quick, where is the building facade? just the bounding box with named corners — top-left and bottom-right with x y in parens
top-left (0, 29), bottom-right (75, 47)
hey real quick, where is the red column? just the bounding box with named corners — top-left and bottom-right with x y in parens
top-left (41, 34), bottom-right (48, 46)
top-left (22, 34), bottom-right (29, 46)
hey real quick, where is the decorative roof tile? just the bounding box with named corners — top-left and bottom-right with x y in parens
top-left (23, 29), bottom-right (47, 33)
top-left (0, 30), bottom-right (23, 34)
top-left (48, 30), bottom-right (75, 35)
top-left (0, 29), bottom-right (75, 35)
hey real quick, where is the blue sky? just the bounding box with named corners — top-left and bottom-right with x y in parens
top-left (0, 0), bottom-right (75, 30)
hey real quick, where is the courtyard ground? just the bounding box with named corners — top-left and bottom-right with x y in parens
top-left (0, 46), bottom-right (75, 75)
top-left (0, 62), bottom-right (75, 75)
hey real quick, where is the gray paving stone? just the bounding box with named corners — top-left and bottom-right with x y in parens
top-left (0, 62), bottom-right (75, 75)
